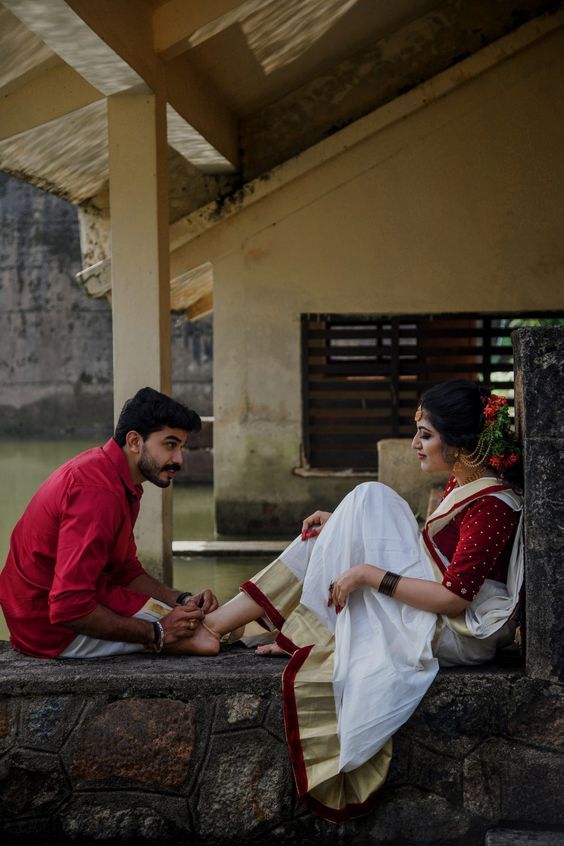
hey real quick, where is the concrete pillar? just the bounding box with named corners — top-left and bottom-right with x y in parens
top-left (108, 91), bottom-right (172, 583)
top-left (513, 326), bottom-right (564, 682)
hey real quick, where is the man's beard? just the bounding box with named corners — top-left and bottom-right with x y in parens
top-left (138, 447), bottom-right (181, 488)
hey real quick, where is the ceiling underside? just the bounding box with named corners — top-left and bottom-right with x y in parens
top-left (1, 0), bottom-right (557, 210)
top-left (0, 0), bottom-right (560, 316)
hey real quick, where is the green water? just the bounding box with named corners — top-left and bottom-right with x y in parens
top-left (0, 440), bottom-right (265, 642)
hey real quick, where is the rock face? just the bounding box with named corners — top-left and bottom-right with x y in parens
top-left (0, 644), bottom-right (562, 845)
top-left (0, 173), bottom-right (213, 437)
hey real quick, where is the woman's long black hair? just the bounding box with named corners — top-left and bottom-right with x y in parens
top-left (419, 379), bottom-right (523, 490)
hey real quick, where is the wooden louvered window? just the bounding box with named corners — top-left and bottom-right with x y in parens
top-left (301, 313), bottom-right (558, 472)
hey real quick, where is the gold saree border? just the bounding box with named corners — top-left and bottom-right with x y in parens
top-left (241, 560), bottom-right (391, 822)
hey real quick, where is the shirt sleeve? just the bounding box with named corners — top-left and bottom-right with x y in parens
top-left (441, 497), bottom-right (518, 601)
top-left (49, 485), bottom-right (126, 624)
top-left (108, 532), bottom-right (146, 587)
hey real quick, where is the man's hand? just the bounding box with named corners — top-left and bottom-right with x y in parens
top-left (159, 605), bottom-right (205, 645)
top-left (183, 589), bottom-right (219, 613)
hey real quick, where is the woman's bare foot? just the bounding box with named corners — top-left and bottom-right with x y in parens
top-left (255, 643), bottom-right (290, 657)
top-left (164, 620), bottom-right (220, 655)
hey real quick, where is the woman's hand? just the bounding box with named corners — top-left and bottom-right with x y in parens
top-left (301, 510), bottom-right (332, 540)
top-left (329, 565), bottom-right (369, 611)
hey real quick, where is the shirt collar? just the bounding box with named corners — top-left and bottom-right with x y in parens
top-left (103, 438), bottom-right (144, 500)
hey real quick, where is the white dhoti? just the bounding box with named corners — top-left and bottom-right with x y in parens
top-left (59, 598), bottom-right (171, 659)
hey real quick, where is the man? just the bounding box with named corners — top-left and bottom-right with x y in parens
top-left (0, 387), bottom-right (218, 658)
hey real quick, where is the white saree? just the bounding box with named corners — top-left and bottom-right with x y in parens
top-left (241, 479), bottom-right (523, 821)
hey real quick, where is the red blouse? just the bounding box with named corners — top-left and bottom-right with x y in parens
top-left (433, 476), bottom-right (519, 601)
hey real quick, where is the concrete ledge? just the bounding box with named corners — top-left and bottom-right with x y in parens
top-left (0, 643), bottom-right (562, 845)
top-left (172, 539), bottom-right (287, 556)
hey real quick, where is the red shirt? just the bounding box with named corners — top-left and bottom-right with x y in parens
top-left (434, 477), bottom-right (519, 601)
top-left (0, 438), bottom-right (148, 658)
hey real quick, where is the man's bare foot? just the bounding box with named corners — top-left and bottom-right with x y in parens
top-left (255, 643), bottom-right (289, 657)
top-left (164, 621), bottom-right (220, 655)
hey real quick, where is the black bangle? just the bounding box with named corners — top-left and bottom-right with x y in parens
top-left (176, 591), bottom-right (193, 605)
top-left (378, 571), bottom-right (401, 598)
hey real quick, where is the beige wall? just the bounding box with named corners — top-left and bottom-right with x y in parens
top-left (182, 26), bottom-right (564, 532)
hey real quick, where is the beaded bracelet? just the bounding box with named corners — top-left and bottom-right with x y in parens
top-left (378, 571), bottom-right (401, 597)
top-left (176, 591), bottom-right (193, 605)
top-left (151, 620), bottom-right (165, 653)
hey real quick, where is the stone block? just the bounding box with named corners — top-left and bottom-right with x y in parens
top-left (486, 829), bottom-right (564, 846)
top-left (523, 440), bottom-right (564, 553)
top-left (367, 787), bottom-right (473, 844)
top-left (403, 671), bottom-right (513, 759)
top-left (377, 439), bottom-right (449, 518)
top-left (513, 328), bottom-right (564, 441)
top-left (0, 749), bottom-right (69, 820)
top-left (524, 547), bottom-right (564, 683)
top-left (59, 792), bottom-right (190, 842)
top-left (0, 701), bottom-right (18, 753)
top-left (407, 739), bottom-right (462, 804)
top-left (463, 738), bottom-right (564, 825)
top-left (19, 696), bottom-right (84, 752)
top-left (385, 731), bottom-right (410, 787)
top-left (67, 697), bottom-right (198, 792)
top-left (263, 696), bottom-right (286, 743)
top-left (196, 728), bottom-right (294, 842)
top-left (513, 327), bottom-right (564, 683)
top-left (214, 692), bottom-right (267, 731)
top-left (508, 687), bottom-right (564, 750)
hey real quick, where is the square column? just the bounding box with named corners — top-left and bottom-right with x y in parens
top-left (513, 326), bottom-right (564, 682)
top-left (108, 91), bottom-right (172, 582)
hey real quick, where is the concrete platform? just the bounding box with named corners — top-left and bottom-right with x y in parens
top-left (172, 539), bottom-right (288, 556)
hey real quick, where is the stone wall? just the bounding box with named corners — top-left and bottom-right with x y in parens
top-left (513, 327), bottom-right (564, 683)
top-left (0, 645), bottom-right (562, 845)
top-left (0, 173), bottom-right (213, 438)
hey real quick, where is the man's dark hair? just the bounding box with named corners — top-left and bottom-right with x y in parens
top-left (114, 387), bottom-right (201, 446)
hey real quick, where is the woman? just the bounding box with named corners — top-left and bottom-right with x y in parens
top-left (182, 380), bottom-right (524, 821)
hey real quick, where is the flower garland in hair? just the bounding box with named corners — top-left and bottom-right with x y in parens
top-left (479, 394), bottom-right (521, 473)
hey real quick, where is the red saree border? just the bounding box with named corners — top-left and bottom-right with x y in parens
top-left (281, 644), bottom-right (313, 797)
top-left (240, 579), bottom-right (285, 630)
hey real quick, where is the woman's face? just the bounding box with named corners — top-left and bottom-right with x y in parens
top-left (411, 410), bottom-right (454, 473)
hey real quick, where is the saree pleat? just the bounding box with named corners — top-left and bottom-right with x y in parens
top-left (241, 482), bottom-right (438, 821)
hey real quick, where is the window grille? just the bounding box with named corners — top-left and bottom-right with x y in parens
top-left (301, 313), bottom-right (560, 471)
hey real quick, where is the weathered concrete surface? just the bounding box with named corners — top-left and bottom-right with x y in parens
top-left (377, 439), bottom-right (449, 519)
top-left (0, 174), bottom-right (213, 436)
top-left (240, 0), bottom-right (558, 179)
top-left (0, 642), bottom-right (562, 845)
top-left (513, 327), bottom-right (564, 683)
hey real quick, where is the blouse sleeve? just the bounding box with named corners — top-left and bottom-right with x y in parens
top-left (441, 497), bottom-right (518, 601)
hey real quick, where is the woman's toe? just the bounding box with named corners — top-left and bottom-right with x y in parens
top-left (255, 643), bottom-right (289, 656)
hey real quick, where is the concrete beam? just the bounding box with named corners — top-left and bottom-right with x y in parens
top-left (0, 61), bottom-right (102, 142)
top-left (1, 0), bottom-right (143, 95)
top-left (165, 56), bottom-right (239, 169)
top-left (108, 91), bottom-right (173, 583)
top-left (153, 0), bottom-right (246, 60)
top-left (66, 0), bottom-right (239, 168)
